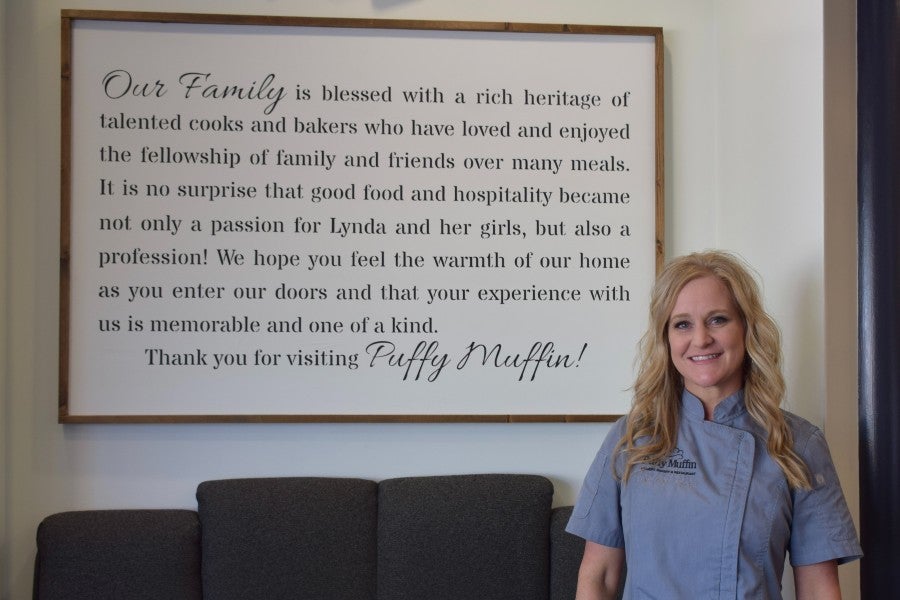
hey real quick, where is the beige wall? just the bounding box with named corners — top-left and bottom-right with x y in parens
top-left (2, 1), bottom-right (859, 598)
top-left (1, 0), bottom-right (8, 595)
top-left (824, 0), bottom-right (860, 597)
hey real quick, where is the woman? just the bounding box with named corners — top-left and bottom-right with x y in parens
top-left (567, 251), bottom-right (861, 599)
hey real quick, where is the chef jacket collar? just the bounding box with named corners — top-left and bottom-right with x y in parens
top-left (681, 388), bottom-right (747, 423)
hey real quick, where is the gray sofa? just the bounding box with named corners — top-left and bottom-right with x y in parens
top-left (33, 474), bottom-right (586, 600)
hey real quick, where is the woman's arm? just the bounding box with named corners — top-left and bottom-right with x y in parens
top-left (794, 560), bottom-right (841, 600)
top-left (575, 540), bottom-right (625, 600)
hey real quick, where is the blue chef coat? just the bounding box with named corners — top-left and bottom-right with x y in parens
top-left (567, 390), bottom-right (862, 599)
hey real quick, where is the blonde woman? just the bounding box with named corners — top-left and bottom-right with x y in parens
top-left (567, 251), bottom-right (861, 599)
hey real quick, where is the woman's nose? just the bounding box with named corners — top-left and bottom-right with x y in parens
top-left (693, 324), bottom-right (713, 346)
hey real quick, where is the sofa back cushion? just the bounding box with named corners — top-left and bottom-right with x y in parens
top-left (377, 474), bottom-right (554, 600)
top-left (197, 477), bottom-right (378, 600)
top-left (34, 509), bottom-right (201, 600)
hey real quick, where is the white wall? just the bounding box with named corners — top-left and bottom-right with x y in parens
top-left (3, 1), bottom-right (859, 599)
top-left (715, 1), bottom-right (827, 420)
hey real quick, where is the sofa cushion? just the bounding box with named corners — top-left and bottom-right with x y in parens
top-left (377, 474), bottom-right (554, 600)
top-left (196, 477), bottom-right (377, 600)
top-left (34, 509), bottom-right (201, 600)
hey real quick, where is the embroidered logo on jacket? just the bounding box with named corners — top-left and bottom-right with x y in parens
top-left (642, 448), bottom-right (698, 476)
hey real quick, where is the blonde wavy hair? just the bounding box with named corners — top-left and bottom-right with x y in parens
top-left (615, 250), bottom-right (811, 489)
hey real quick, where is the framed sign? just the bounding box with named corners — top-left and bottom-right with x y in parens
top-left (60, 10), bottom-right (664, 422)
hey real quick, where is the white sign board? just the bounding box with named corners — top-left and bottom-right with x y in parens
top-left (61, 12), bottom-right (664, 421)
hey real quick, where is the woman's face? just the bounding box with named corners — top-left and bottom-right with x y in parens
top-left (667, 275), bottom-right (746, 408)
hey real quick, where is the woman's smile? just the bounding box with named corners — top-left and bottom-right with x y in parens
top-left (668, 275), bottom-right (746, 414)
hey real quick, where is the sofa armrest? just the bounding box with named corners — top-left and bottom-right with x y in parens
top-left (550, 506), bottom-right (582, 600)
top-left (550, 506), bottom-right (625, 600)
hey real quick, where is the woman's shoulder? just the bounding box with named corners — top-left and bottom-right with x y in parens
top-left (597, 415), bottom-right (629, 451)
top-left (780, 409), bottom-right (828, 456)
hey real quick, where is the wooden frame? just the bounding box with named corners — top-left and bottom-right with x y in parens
top-left (60, 10), bottom-right (664, 423)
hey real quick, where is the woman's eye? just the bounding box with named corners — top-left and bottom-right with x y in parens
top-left (709, 315), bottom-right (729, 326)
top-left (672, 320), bottom-right (690, 330)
